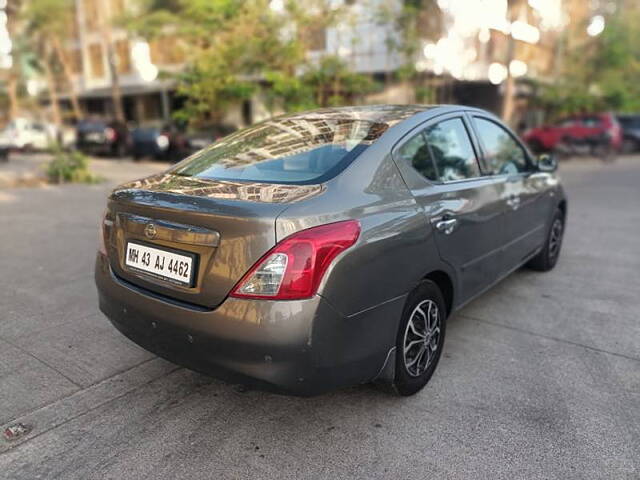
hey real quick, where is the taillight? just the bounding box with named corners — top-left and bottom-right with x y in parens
top-left (230, 220), bottom-right (361, 300)
top-left (105, 127), bottom-right (116, 142)
top-left (98, 209), bottom-right (112, 255)
top-left (156, 134), bottom-right (170, 149)
top-left (98, 210), bottom-right (108, 255)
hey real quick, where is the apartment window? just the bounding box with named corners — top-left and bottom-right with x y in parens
top-left (150, 36), bottom-right (185, 65)
top-left (115, 39), bottom-right (131, 74)
top-left (52, 56), bottom-right (69, 90)
top-left (110, 0), bottom-right (126, 17)
top-left (89, 43), bottom-right (105, 78)
top-left (65, 7), bottom-right (79, 40)
top-left (301, 26), bottom-right (327, 51)
top-left (68, 48), bottom-right (83, 75)
top-left (83, 0), bottom-right (100, 31)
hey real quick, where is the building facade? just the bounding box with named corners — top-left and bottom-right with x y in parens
top-left (42, 0), bottom-right (570, 128)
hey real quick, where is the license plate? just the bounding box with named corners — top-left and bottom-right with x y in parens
top-left (125, 242), bottom-right (196, 287)
top-left (85, 132), bottom-right (103, 142)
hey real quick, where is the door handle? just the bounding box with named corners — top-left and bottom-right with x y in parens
top-left (506, 195), bottom-right (521, 210)
top-left (434, 218), bottom-right (458, 235)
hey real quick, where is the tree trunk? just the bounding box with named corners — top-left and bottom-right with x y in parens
top-left (42, 47), bottom-right (62, 127)
top-left (501, 0), bottom-right (519, 125)
top-left (104, 41), bottom-right (125, 122)
top-left (6, 72), bottom-right (20, 120)
top-left (52, 36), bottom-right (83, 121)
top-left (99, 3), bottom-right (125, 122)
top-left (4, 0), bottom-right (20, 120)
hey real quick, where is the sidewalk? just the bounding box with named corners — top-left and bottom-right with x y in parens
top-left (0, 152), bottom-right (169, 189)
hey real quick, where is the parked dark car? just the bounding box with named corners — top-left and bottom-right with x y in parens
top-left (96, 105), bottom-right (567, 396)
top-left (132, 124), bottom-right (238, 162)
top-left (523, 112), bottom-right (622, 156)
top-left (131, 124), bottom-right (191, 162)
top-left (616, 114), bottom-right (640, 153)
top-left (186, 125), bottom-right (238, 152)
top-left (76, 119), bottom-right (130, 157)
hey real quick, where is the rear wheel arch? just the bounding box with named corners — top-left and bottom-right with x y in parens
top-left (423, 270), bottom-right (454, 317)
top-left (558, 199), bottom-right (567, 219)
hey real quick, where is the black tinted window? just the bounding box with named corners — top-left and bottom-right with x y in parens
top-left (581, 116), bottom-right (602, 128)
top-left (424, 118), bottom-right (480, 181)
top-left (78, 121), bottom-right (107, 132)
top-left (397, 132), bottom-right (438, 181)
top-left (474, 117), bottom-right (528, 175)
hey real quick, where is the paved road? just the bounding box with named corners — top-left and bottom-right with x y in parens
top-left (0, 155), bottom-right (638, 479)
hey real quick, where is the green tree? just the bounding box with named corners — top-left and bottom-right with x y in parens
top-left (536, 6), bottom-right (640, 117)
top-left (302, 56), bottom-right (375, 107)
top-left (127, 0), bottom-right (299, 124)
top-left (127, 0), bottom-right (374, 125)
top-left (22, 0), bottom-right (83, 120)
top-left (375, 0), bottom-right (441, 94)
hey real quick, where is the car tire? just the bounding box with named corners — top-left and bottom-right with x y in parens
top-left (622, 137), bottom-right (638, 154)
top-left (528, 208), bottom-right (565, 272)
top-left (393, 281), bottom-right (447, 396)
top-left (113, 143), bottom-right (127, 159)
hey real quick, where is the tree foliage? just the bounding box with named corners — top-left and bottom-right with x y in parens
top-left (21, 0), bottom-right (83, 121)
top-left (375, 0), bottom-right (441, 84)
top-left (127, 0), bottom-right (374, 125)
top-left (536, 8), bottom-right (640, 117)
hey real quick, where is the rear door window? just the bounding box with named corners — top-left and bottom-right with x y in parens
top-left (398, 117), bottom-right (481, 183)
top-left (473, 117), bottom-right (529, 175)
top-left (396, 132), bottom-right (438, 181)
top-left (424, 118), bottom-right (481, 181)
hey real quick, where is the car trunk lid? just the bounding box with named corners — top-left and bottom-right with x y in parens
top-left (104, 173), bottom-right (323, 309)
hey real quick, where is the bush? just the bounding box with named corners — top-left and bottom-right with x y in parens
top-left (46, 148), bottom-right (102, 184)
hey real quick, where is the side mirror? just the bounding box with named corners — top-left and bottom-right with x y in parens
top-left (536, 153), bottom-right (558, 172)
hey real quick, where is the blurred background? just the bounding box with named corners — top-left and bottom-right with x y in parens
top-left (0, 0), bottom-right (639, 177)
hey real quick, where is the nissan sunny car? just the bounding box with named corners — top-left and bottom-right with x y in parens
top-left (95, 105), bottom-right (566, 396)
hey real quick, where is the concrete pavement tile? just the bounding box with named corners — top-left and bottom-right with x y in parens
top-left (0, 339), bottom-right (79, 425)
top-left (11, 313), bottom-right (155, 388)
top-left (0, 276), bottom-right (98, 340)
top-left (460, 273), bottom-right (640, 362)
top-left (0, 317), bottom-right (638, 480)
top-left (0, 357), bottom-right (177, 453)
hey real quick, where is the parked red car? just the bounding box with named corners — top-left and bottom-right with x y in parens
top-left (523, 113), bottom-right (622, 154)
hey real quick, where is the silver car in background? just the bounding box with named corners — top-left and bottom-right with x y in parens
top-left (96, 105), bottom-right (566, 396)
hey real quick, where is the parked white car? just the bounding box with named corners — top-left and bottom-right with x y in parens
top-left (0, 118), bottom-right (57, 150)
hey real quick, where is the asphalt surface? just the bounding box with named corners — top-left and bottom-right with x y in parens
top-left (0, 154), bottom-right (638, 479)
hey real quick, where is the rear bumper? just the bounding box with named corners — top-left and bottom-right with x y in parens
top-left (95, 254), bottom-right (398, 395)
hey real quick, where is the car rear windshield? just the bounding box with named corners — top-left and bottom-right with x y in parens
top-left (132, 127), bottom-right (160, 140)
top-left (77, 121), bottom-right (107, 132)
top-left (170, 117), bottom-right (390, 184)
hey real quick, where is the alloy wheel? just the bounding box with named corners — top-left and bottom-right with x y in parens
top-left (402, 300), bottom-right (441, 377)
top-left (548, 218), bottom-right (563, 261)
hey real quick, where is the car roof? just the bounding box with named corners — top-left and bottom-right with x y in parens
top-left (282, 104), bottom-right (459, 127)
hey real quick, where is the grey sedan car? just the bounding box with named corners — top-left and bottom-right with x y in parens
top-left (95, 105), bottom-right (566, 396)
